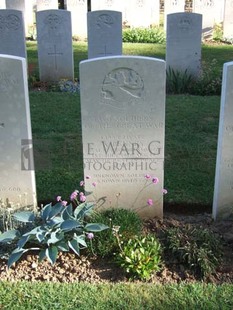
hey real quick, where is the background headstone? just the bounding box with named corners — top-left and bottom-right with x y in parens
top-left (65, 0), bottom-right (87, 39)
top-left (192, 0), bottom-right (224, 33)
top-left (127, 0), bottom-right (159, 28)
top-left (36, 9), bottom-right (74, 81)
top-left (0, 9), bottom-right (27, 58)
top-left (213, 61), bottom-right (233, 220)
top-left (5, 0), bottom-right (34, 37)
top-left (87, 10), bottom-right (122, 59)
top-left (80, 56), bottom-right (166, 219)
top-left (36, 0), bottom-right (58, 11)
top-left (164, 0), bottom-right (185, 31)
top-left (0, 54), bottom-right (37, 210)
top-left (0, 0), bottom-right (5, 9)
top-left (223, 0), bottom-right (233, 39)
top-left (166, 12), bottom-right (202, 76)
top-left (91, 0), bottom-right (127, 26)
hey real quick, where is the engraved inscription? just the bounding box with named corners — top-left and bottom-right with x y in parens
top-left (48, 45), bottom-right (63, 70)
top-left (96, 14), bottom-right (114, 28)
top-left (68, 0), bottom-right (85, 5)
top-left (178, 17), bottom-right (192, 30)
top-left (0, 14), bottom-right (21, 31)
top-left (105, 0), bottom-right (113, 7)
top-left (101, 68), bottom-right (144, 108)
top-left (44, 14), bottom-right (62, 30)
top-left (136, 0), bottom-right (144, 7)
top-left (0, 72), bottom-right (19, 92)
top-left (171, 0), bottom-right (178, 6)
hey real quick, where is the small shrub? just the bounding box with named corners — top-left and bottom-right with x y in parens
top-left (115, 234), bottom-right (162, 280)
top-left (87, 208), bottom-right (143, 258)
top-left (166, 67), bottom-right (194, 94)
top-left (0, 202), bottom-right (108, 267)
top-left (163, 226), bottom-right (222, 278)
top-left (123, 27), bottom-right (165, 44)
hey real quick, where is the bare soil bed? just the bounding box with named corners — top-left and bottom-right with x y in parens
top-left (0, 210), bottom-right (232, 284)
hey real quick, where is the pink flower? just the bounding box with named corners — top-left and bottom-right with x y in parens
top-left (87, 232), bottom-right (94, 240)
top-left (162, 189), bottom-right (168, 195)
top-left (80, 180), bottom-right (85, 186)
top-left (147, 199), bottom-right (153, 206)
top-left (70, 191), bottom-right (78, 201)
top-left (92, 182), bottom-right (97, 187)
top-left (56, 196), bottom-right (62, 202)
top-left (144, 174), bottom-right (151, 179)
top-left (86, 175), bottom-right (91, 179)
top-left (80, 194), bottom-right (86, 202)
top-left (152, 177), bottom-right (159, 184)
top-left (79, 192), bottom-right (84, 196)
top-left (62, 200), bottom-right (68, 206)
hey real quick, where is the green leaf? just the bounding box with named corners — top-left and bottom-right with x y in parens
top-left (61, 204), bottom-right (73, 220)
top-left (48, 202), bottom-right (64, 219)
top-left (74, 202), bottom-right (94, 220)
top-left (17, 235), bottom-right (30, 249)
top-left (13, 211), bottom-right (35, 223)
top-left (47, 231), bottom-right (63, 244)
top-left (68, 239), bottom-right (80, 256)
top-left (38, 249), bottom-right (46, 262)
top-left (46, 246), bottom-right (58, 264)
top-left (85, 223), bottom-right (109, 232)
top-left (57, 241), bottom-right (69, 252)
top-left (8, 248), bottom-right (28, 268)
top-left (73, 233), bottom-right (87, 248)
top-left (60, 219), bottom-right (81, 231)
top-left (0, 229), bottom-right (20, 243)
top-left (41, 203), bottom-right (52, 221)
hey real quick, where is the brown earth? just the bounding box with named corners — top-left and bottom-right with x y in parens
top-left (0, 210), bottom-right (232, 285)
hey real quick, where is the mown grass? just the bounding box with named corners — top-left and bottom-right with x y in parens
top-left (0, 282), bottom-right (232, 310)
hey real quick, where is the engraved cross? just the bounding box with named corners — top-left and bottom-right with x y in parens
top-left (48, 45), bottom-right (63, 70)
top-left (98, 45), bottom-right (113, 57)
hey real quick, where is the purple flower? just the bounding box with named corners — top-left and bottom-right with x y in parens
top-left (147, 199), bottom-right (153, 206)
top-left (62, 200), bottom-right (68, 206)
top-left (70, 191), bottom-right (78, 201)
top-left (152, 177), bottom-right (159, 184)
top-left (162, 189), bottom-right (168, 195)
top-left (79, 194), bottom-right (86, 202)
top-left (144, 174), bottom-right (151, 179)
top-left (92, 182), bottom-right (97, 187)
top-left (56, 196), bottom-right (62, 202)
top-left (87, 232), bottom-right (94, 240)
top-left (80, 180), bottom-right (85, 187)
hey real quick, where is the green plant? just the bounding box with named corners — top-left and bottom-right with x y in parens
top-left (0, 201), bottom-right (108, 267)
top-left (115, 234), bottom-right (162, 280)
top-left (123, 27), bottom-right (165, 44)
top-left (213, 23), bottom-right (223, 42)
top-left (166, 67), bottom-right (194, 94)
top-left (163, 226), bottom-right (222, 278)
top-left (87, 208), bottom-right (143, 258)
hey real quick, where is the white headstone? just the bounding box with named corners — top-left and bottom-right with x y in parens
top-left (0, 0), bottom-right (5, 9)
top-left (213, 61), bottom-right (233, 220)
top-left (36, 0), bottom-right (58, 11)
top-left (0, 54), bottom-right (37, 210)
top-left (0, 9), bottom-right (27, 58)
top-left (80, 56), bottom-right (166, 219)
top-left (91, 0), bottom-right (127, 25)
top-left (164, 0), bottom-right (185, 31)
top-left (65, 0), bottom-right (87, 39)
top-left (193, 0), bottom-right (224, 32)
top-left (223, 0), bottom-right (233, 39)
top-left (87, 10), bottom-right (122, 59)
top-left (166, 12), bottom-right (202, 76)
top-left (5, 0), bottom-right (34, 37)
top-left (36, 9), bottom-right (74, 82)
top-left (127, 0), bottom-right (159, 28)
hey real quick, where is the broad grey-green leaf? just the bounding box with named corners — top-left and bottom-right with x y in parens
top-left (68, 239), bottom-right (80, 256)
top-left (0, 229), bottom-right (20, 243)
top-left (8, 248), bottom-right (27, 268)
top-left (38, 249), bottom-right (46, 262)
top-left (46, 246), bottom-right (58, 264)
top-left (13, 211), bottom-right (35, 223)
top-left (17, 235), bottom-right (30, 249)
top-left (61, 204), bottom-right (73, 220)
top-left (73, 233), bottom-right (87, 248)
top-left (57, 241), bottom-right (69, 252)
top-left (41, 203), bottom-right (52, 221)
top-left (85, 223), bottom-right (109, 232)
top-left (60, 219), bottom-right (81, 231)
top-left (48, 203), bottom-right (64, 219)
